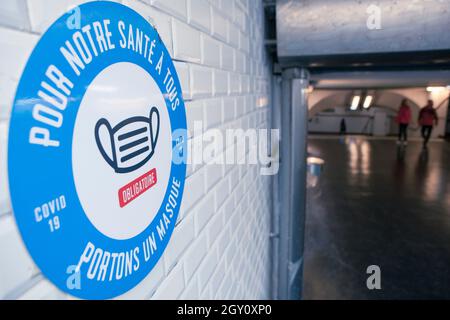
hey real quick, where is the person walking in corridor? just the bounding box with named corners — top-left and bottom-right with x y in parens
top-left (418, 99), bottom-right (438, 149)
top-left (339, 118), bottom-right (347, 143)
top-left (396, 99), bottom-right (411, 146)
top-left (340, 118), bottom-right (347, 135)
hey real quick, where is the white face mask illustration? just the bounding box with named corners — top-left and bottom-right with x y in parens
top-left (95, 106), bottom-right (160, 173)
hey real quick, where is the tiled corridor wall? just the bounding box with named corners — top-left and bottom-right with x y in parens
top-left (0, 0), bottom-right (272, 299)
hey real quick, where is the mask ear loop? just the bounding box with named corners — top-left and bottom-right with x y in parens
top-left (95, 118), bottom-right (118, 171)
top-left (149, 106), bottom-right (160, 154)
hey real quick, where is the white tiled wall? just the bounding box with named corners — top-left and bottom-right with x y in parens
top-left (0, 0), bottom-right (272, 299)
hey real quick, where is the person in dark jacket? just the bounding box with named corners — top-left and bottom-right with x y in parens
top-left (340, 118), bottom-right (347, 135)
top-left (418, 99), bottom-right (438, 149)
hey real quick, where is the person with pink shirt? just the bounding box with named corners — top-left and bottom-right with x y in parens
top-left (396, 99), bottom-right (412, 146)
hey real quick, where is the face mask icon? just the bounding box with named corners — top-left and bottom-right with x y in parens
top-left (95, 107), bottom-right (160, 173)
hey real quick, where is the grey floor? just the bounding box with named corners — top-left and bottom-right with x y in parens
top-left (303, 135), bottom-right (450, 299)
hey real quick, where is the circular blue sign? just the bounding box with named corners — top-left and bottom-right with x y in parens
top-left (8, 1), bottom-right (187, 299)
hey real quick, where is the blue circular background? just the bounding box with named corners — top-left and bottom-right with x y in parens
top-left (8, 1), bottom-right (187, 299)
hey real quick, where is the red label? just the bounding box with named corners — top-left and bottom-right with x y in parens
top-left (118, 168), bottom-right (157, 208)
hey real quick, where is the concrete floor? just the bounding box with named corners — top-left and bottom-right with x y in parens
top-left (303, 135), bottom-right (450, 299)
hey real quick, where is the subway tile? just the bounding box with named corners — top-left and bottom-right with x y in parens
top-left (151, 263), bottom-right (185, 299)
top-left (187, 0), bottom-right (211, 33)
top-left (222, 97), bottom-right (236, 122)
top-left (235, 50), bottom-right (246, 73)
top-left (18, 279), bottom-right (65, 300)
top-left (0, 123), bottom-right (9, 215)
top-left (213, 69), bottom-right (228, 96)
top-left (208, 255), bottom-right (225, 293)
top-left (190, 65), bottom-right (212, 99)
top-left (151, 0), bottom-right (187, 21)
top-left (0, 75), bottom-right (17, 121)
top-left (172, 19), bottom-right (201, 63)
top-left (206, 209), bottom-right (223, 248)
top-left (228, 23), bottom-right (239, 48)
top-left (163, 215), bottom-right (195, 272)
top-left (235, 96), bottom-right (246, 117)
top-left (194, 192), bottom-right (215, 235)
top-left (214, 178), bottom-right (229, 210)
top-left (0, 215), bottom-right (35, 298)
top-left (196, 246), bottom-right (218, 289)
top-left (0, 27), bottom-right (38, 80)
top-left (174, 61), bottom-right (191, 100)
top-left (180, 276), bottom-right (199, 299)
top-left (118, 256), bottom-right (165, 299)
top-left (221, 44), bottom-right (234, 71)
top-left (181, 168), bottom-right (205, 212)
top-left (27, 0), bottom-right (88, 33)
top-left (229, 72), bottom-right (241, 94)
top-left (183, 233), bottom-right (207, 282)
top-left (201, 34), bottom-right (221, 68)
top-left (204, 98), bottom-right (223, 129)
top-left (216, 271), bottom-right (232, 299)
top-left (211, 8), bottom-right (227, 42)
top-left (239, 31), bottom-right (249, 53)
top-left (205, 162), bottom-right (223, 191)
top-left (0, 0), bottom-right (30, 31)
top-left (220, 0), bottom-right (234, 19)
top-left (186, 100), bottom-right (204, 138)
top-left (123, 0), bottom-right (173, 56)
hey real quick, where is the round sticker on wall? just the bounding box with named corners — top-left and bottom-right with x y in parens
top-left (8, 1), bottom-right (187, 299)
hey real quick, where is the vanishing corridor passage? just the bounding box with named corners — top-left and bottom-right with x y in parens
top-left (303, 136), bottom-right (450, 299)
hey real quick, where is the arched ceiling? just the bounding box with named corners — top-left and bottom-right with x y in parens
top-left (309, 89), bottom-right (424, 117)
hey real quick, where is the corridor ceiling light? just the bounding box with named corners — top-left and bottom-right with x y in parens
top-left (363, 95), bottom-right (373, 109)
top-left (426, 86), bottom-right (446, 93)
top-left (350, 95), bottom-right (360, 110)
